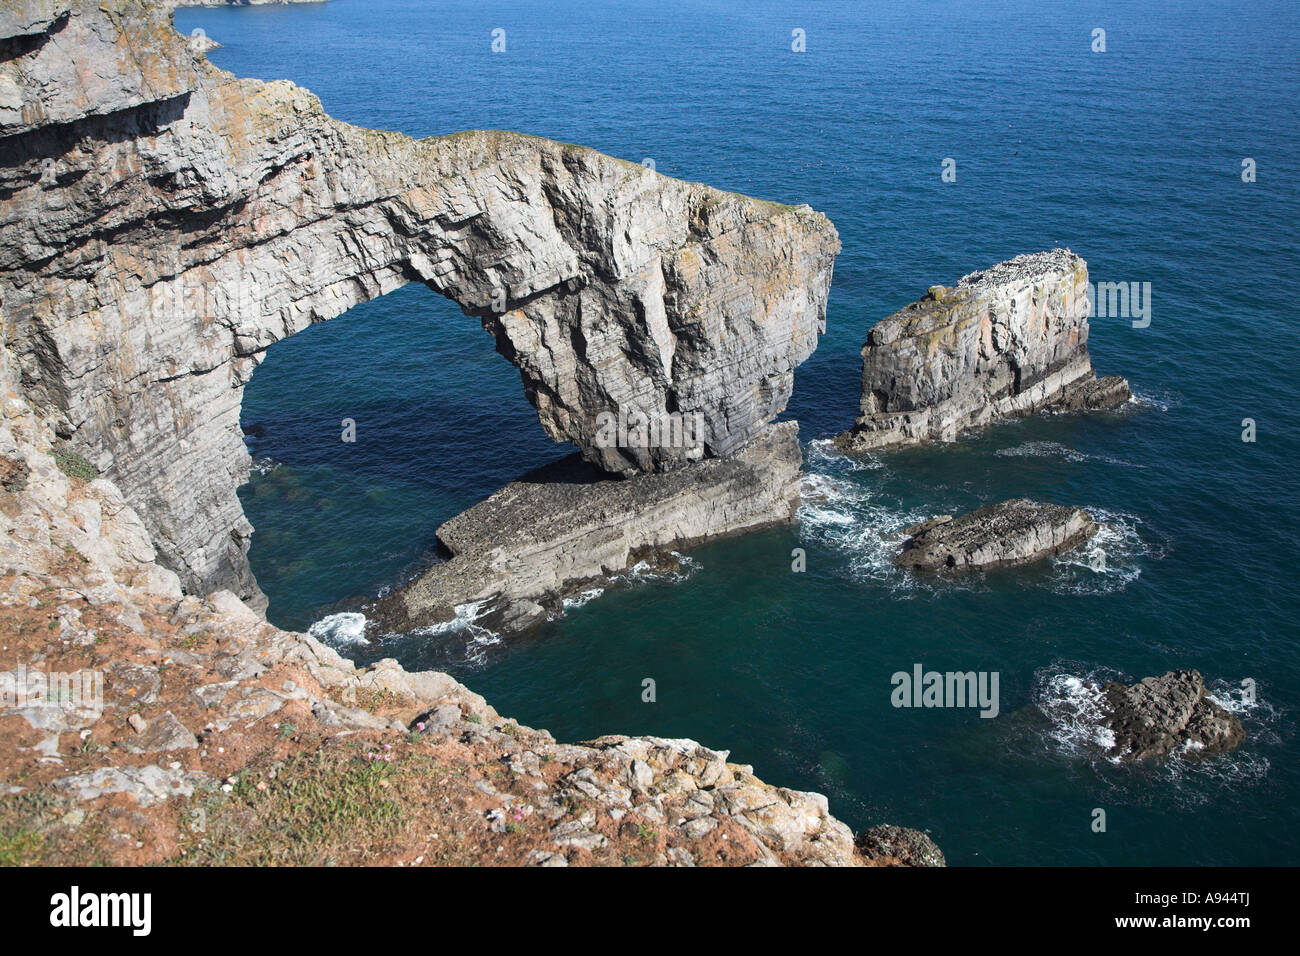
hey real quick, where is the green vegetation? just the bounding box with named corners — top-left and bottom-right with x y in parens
top-left (0, 826), bottom-right (44, 866)
top-left (52, 448), bottom-right (96, 481)
top-left (182, 747), bottom-right (405, 866)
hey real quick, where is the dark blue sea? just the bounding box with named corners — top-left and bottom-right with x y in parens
top-left (176, 0), bottom-right (1300, 865)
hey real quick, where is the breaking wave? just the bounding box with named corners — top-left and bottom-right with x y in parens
top-left (1049, 507), bottom-right (1162, 595)
top-left (1130, 388), bottom-right (1181, 412)
top-left (1033, 666), bottom-right (1123, 760)
top-left (555, 552), bottom-right (703, 618)
top-left (407, 600), bottom-right (502, 666)
top-left (798, 443), bottom-right (971, 593)
top-left (562, 587), bottom-right (606, 611)
top-left (249, 456), bottom-right (280, 477)
top-left (307, 611), bottom-right (370, 647)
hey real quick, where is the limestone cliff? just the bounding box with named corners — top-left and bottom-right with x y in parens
top-left (0, 0), bottom-right (927, 869)
top-left (0, 0), bottom-right (839, 607)
top-left (836, 250), bottom-right (1130, 452)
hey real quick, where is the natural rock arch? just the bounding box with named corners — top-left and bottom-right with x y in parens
top-left (0, 0), bottom-right (838, 608)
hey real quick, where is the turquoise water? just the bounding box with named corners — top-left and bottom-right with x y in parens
top-left (179, 0), bottom-right (1300, 865)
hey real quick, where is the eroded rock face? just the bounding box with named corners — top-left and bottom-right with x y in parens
top-left (373, 421), bottom-right (803, 634)
top-left (0, 0), bottom-right (839, 606)
top-left (1102, 670), bottom-right (1245, 762)
top-left (895, 498), bottom-right (1097, 571)
top-left (837, 250), bottom-right (1130, 452)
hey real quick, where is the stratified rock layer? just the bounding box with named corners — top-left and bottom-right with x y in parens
top-left (373, 421), bottom-right (803, 634)
top-left (895, 498), bottom-right (1097, 571)
top-left (1102, 670), bottom-right (1245, 762)
top-left (0, 0), bottom-right (839, 607)
top-left (837, 250), bottom-right (1130, 452)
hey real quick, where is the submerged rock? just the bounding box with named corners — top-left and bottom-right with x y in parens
top-left (895, 498), bottom-right (1097, 571)
top-left (1102, 670), bottom-right (1245, 762)
top-left (372, 422), bottom-right (803, 634)
top-left (837, 250), bottom-right (1131, 452)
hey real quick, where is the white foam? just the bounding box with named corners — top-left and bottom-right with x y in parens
top-left (307, 611), bottom-right (370, 647)
top-left (407, 600), bottom-right (501, 666)
top-left (994, 441), bottom-right (1140, 468)
top-left (562, 587), bottom-right (606, 610)
top-left (797, 450), bottom-right (966, 593)
top-left (412, 600), bottom-right (490, 636)
top-left (1035, 669), bottom-right (1119, 759)
top-left (805, 438), bottom-right (884, 473)
top-left (1049, 507), bottom-right (1159, 595)
top-left (556, 552), bottom-right (700, 620)
top-left (625, 552), bottom-right (701, 585)
top-left (249, 456), bottom-right (280, 477)
top-left (1130, 389), bottom-right (1180, 412)
top-left (1207, 677), bottom-right (1274, 719)
top-left (460, 625), bottom-right (503, 665)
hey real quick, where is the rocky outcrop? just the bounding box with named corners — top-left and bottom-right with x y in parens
top-left (855, 825), bottom-right (946, 867)
top-left (895, 498), bottom-right (1097, 571)
top-left (1102, 670), bottom-right (1245, 762)
top-left (373, 421), bottom-right (802, 634)
top-left (837, 250), bottom-right (1130, 452)
top-left (185, 31), bottom-right (219, 53)
top-left (0, 0), bottom-right (838, 607)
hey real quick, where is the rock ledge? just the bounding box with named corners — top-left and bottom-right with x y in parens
top-left (895, 499), bottom-right (1097, 571)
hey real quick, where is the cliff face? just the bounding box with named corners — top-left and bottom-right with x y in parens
top-left (0, 0), bottom-right (839, 607)
top-left (836, 250), bottom-right (1129, 452)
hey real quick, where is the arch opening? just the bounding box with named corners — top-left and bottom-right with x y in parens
top-left (236, 283), bottom-right (564, 632)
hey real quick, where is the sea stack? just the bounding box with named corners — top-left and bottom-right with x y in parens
top-left (837, 250), bottom-right (1131, 453)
